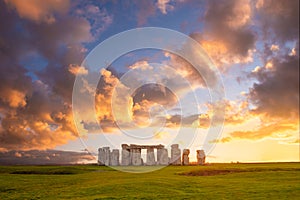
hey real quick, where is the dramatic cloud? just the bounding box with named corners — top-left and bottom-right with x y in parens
top-left (249, 55), bottom-right (299, 119)
top-left (226, 47), bottom-right (299, 142)
top-left (0, 0), bottom-right (298, 163)
top-left (4, 0), bottom-right (70, 24)
top-left (165, 52), bottom-right (207, 88)
top-left (95, 69), bottom-right (124, 132)
top-left (196, 100), bottom-right (251, 129)
top-left (0, 80), bottom-right (77, 150)
top-left (230, 121), bottom-right (298, 140)
top-left (72, 3), bottom-right (113, 37)
top-left (0, 1), bottom-right (98, 151)
top-left (255, 0), bottom-right (299, 42)
top-left (198, 0), bottom-right (256, 69)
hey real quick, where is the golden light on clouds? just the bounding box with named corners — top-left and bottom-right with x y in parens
top-left (0, 0), bottom-right (298, 164)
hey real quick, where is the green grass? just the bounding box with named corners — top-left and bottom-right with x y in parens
top-left (0, 163), bottom-right (299, 199)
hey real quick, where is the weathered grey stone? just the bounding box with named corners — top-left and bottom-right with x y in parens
top-left (170, 144), bottom-right (181, 165)
top-left (102, 147), bottom-right (110, 166)
top-left (131, 148), bottom-right (142, 166)
top-left (157, 148), bottom-right (169, 165)
top-left (182, 149), bottom-right (190, 165)
top-left (110, 149), bottom-right (119, 166)
top-left (146, 148), bottom-right (155, 165)
top-left (100, 144), bottom-right (185, 166)
top-left (98, 148), bottom-right (105, 165)
top-left (121, 144), bottom-right (130, 166)
top-left (196, 150), bottom-right (206, 165)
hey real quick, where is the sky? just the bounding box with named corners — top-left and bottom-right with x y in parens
top-left (0, 0), bottom-right (299, 165)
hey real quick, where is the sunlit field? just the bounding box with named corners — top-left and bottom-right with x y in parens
top-left (0, 163), bottom-right (299, 199)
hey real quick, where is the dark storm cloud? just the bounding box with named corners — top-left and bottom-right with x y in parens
top-left (228, 53), bottom-right (299, 141)
top-left (256, 0), bottom-right (299, 43)
top-left (249, 55), bottom-right (299, 119)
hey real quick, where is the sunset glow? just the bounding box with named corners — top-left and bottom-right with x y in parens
top-left (0, 0), bottom-right (299, 165)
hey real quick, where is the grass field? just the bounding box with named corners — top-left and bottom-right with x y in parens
top-left (0, 163), bottom-right (299, 199)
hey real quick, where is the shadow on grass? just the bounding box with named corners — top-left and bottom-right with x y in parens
top-left (179, 167), bottom-right (300, 176)
top-left (7, 166), bottom-right (101, 175)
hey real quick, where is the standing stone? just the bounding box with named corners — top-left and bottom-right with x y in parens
top-left (98, 148), bottom-right (105, 165)
top-left (197, 150), bottom-right (206, 165)
top-left (146, 147), bottom-right (155, 165)
top-left (121, 144), bottom-right (130, 166)
top-left (182, 149), bottom-right (190, 165)
top-left (110, 149), bottom-right (119, 166)
top-left (157, 148), bottom-right (169, 165)
top-left (170, 144), bottom-right (181, 165)
top-left (103, 147), bottom-right (111, 166)
top-left (131, 148), bottom-right (142, 166)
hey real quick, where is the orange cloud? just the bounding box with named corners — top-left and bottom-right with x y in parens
top-left (132, 99), bottom-right (156, 127)
top-left (230, 121), bottom-right (298, 140)
top-left (203, 100), bottom-right (251, 127)
top-left (196, 0), bottom-right (255, 69)
top-left (209, 137), bottom-right (232, 143)
top-left (4, 0), bottom-right (70, 23)
top-left (68, 64), bottom-right (88, 75)
top-left (199, 38), bottom-right (254, 70)
top-left (0, 80), bottom-right (78, 151)
top-left (0, 89), bottom-right (27, 108)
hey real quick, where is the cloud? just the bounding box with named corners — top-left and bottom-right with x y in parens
top-left (0, 89), bottom-right (27, 108)
top-left (135, 0), bottom-right (156, 26)
top-left (229, 53), bottom-right (299, 141)
top-left (230, 121), bottom-right (298, 140)
top-left (128, 60), bottom-right (154, 71)
top-left (72, 3), bottom-right (113, 37)
top-left (270, 44), bottom-right (279, 52)
top-left (165, 52), bottom-right (207, 88)
top-left (0, 1), bottom-right (99, 151)
top-left (248, 55), bottom-right (299, 119)
top-left (4, 0), bottom-right (70, 24)
top-left (0, 150), bottom-right (95, 165)
top-left (86, 60), bottom-right (212, 132)
top-left (156, 0), bottom-right (174, 14)
top-left (197, 100), bottom-right (251, 129)
top-left (209, 137), bottom-right (232, 143)
top-left (68, 64), bottom-right (88, 75)
top-left (95, 69), bottom-right (122, 131)
top-left (255, 0), bottom-right (299, 42)
top-left (236, 53), bottom-right (300, 141)
top-left (198, 0), bottom-right (256, 69)
top-left (0, 80), bottom-right (77, 151)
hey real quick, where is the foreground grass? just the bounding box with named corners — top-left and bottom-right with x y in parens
top-left (0, 163), bottom-right (299, 199)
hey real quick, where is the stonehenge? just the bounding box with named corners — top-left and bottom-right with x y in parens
top-left (98, 144), bottom-right (206, 166)
top-left (182, 149), bottom-right (190, 165)
top-left (157, 148), bottom-right (169, 165)
top-left (98, 147), bottom-right (111, 166)
top-left (98, 147), bottom-right (119, 166)
top-left (110, 149), bottom-right (120, 166)
top-left (197, 150), bottom-right (206, 165)
top-left (146, 147), bottom-right (155, 165)
top-left (170, 144), bottom-right (181, 165)
top-left (121, 144), bottom-right (130, 166)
